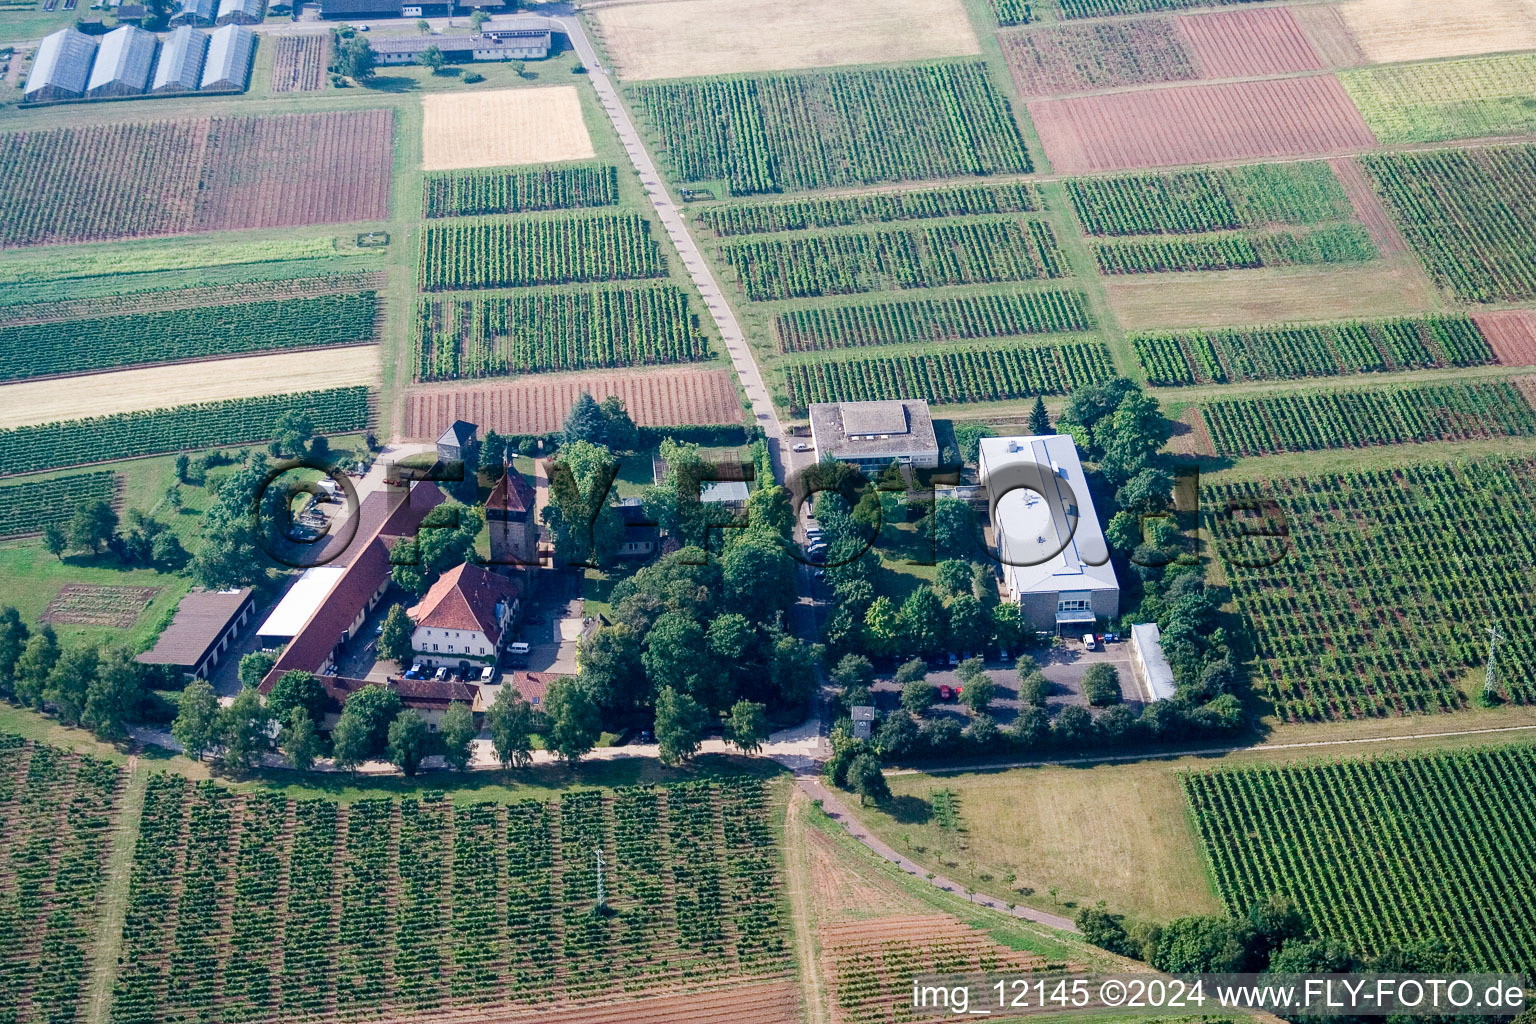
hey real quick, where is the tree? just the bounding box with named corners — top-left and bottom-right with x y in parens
top-left (1009, 705), bottom-right (1049, 747)
top-left (952, 423), bottom-right (993, 465)
top-left (265, 669), bottom-right (328, 727)
top-left (991, 602), bottom-right (1024, 653)
top-left (964, 712), bottom-right (998, 747)
top-left (84, 648), bottom-right (143, 742)
top-left (1076, 904), bottom-right (1137, 956)
top-left (43, 525), bottom-right (67, 560)
top-left (468, 8), bottom-right (488, 28)
top-left (654, 686), bottom-right (708, 765)
top-left (415, 16), bottom-right (430, 31)
top-left (725, 699), bottom-right (768, 754)
top-left (1095, 703), bottom-right (1138, 742)
top-left (151, 531), bottom-right (188, 570)
top-left (281, 707), bottom-right (322, 771)
top-left (721, 536), bottom-right (797, 624)
top-left (509, 59), bottom-right (526, 78)
top-left (387, 709), bottom-right (430, 776)
top-left (339, 35), bottom-right (376, 81)
top-left (923, 498), bottom-right (979, 562)
top-left (830, 653), bottom-right (874, 692)
top-left (542, 442), bottom-right (622, 568)
top-left (1028, 395), bottom-right (1051, 435)
top-left (268, 408), bottom-right (316, 459)
top-left (848, 751), bottom-right (890, 806)
top-left (13, 628), bottom-right (59, 709)
top-left (874, 709), bottom-right (919, 759)
top-left (642, 611), bottom-right (714, 707)
top-left (378, 604), bottom-right (415, 665)
top-left (1018, 669), bottom-right (1049, 706)
top-left (45, 646), bottom-right (97, 726)
top-left (330, 709), bottom-right (371, 773)
top-left (934, 559), bottom-right (974, 597)
top-left (545, 675), bottom-right (601, 762)
top-left (961, 675), bottom-right (996, 714)
top-left (861, 596), bottom-right (900, 659)
top-left (578, 623), bottom-right (647, 716)
top-left (219, 686), bottom-right (273, 769)
top-left (69, 499), bottom-right (118, 555)
top-left (599, 396), bottom-right (639, 452)
top-left (0, 607), bottom-right (28, 700)
top-left (1150, 915), bottom-right (1256, 973)
top-left (338, 684), bottom-right (404, 756)
top-left (391, 500), bottom-right (484, 595)
top-left (946, 594), bottom-right (989, 654)
top-left (894, 657), bottom-right (928, 685)
top-left (238, 650), bottom-right (276, 691)
top-left (1050, 704), bottom-right (1093, 746)
top-left (439, 701), bottom-right (476, 771)
top-left (900, 678), bottom-right (935, 716)
top-left (562, 392), bottom-right (609, 446)
top-left (1082, 663), bottom-right (1122, 707)
top-left (487, 685), bottom-right (535, 767)
top-left (897, 587), bottom-right (946, 658)
top-left (174, 678), bottom-right (221, 760)
top-left (417, 44), bottom-right (445, 71)
top-left (175, 453), bottom-right (191, 483)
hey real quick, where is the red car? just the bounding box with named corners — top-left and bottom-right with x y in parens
top-left (938, 685), bottom-right (952, 700)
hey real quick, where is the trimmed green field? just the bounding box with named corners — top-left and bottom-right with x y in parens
top-left (1342, 53), bottom-right (1536, 144)
top-left (629, 63), bottom-right (1032, 196)
top-left (1185, 744), bottom-right (1536, 969)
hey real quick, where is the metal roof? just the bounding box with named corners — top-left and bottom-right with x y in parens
top-left (172, 0), bottom-right (216, 21)
top-left (216, 0), bottom-right (264, 20)
top-left (200, 23), bottom-right (254, 90)
top-left (257, 567), bottom-right (347, 640)
top-left (152, 25), bottom-right (208, 92)
top-left (86, 25), bottom-right (156, 95)
top-left (371, 32), bottom-right (551, 54)
top-left (1131, 623), bottom-right (1177, 701)
top-left (24, 28), bottom-right (97, 98)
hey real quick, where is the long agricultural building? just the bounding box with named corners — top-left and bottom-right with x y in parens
top-left (23, 23), bottom-right (254, 102)
top-left (370, 28), bottom-right (552, 64)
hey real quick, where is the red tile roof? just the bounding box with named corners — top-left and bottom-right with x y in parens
top-left (312, 675), bottom-right (475, 714)
top-left (407, 562), bottom-right (518, 644)
top-left (487, 463), bottom-right (535, 514)
top-left (508, 670), bottom-right (561, 705)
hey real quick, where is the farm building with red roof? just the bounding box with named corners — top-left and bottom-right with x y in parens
top-left (407, 562), bottom-right (521, 669)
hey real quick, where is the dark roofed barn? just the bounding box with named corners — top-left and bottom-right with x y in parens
top-left (137, 588), bottom-right (256, 683)
top-left (436, 420), bottom-right (479, 464)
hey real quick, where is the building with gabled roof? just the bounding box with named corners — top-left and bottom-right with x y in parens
top-left (215, 0), bottom-right (264, 24)
top-left (169, 0), bottom-right (216, 25)
top-left (487, 463), bottom-right (538, 568)
top-left (24, 28), bottom-right (97, 102)
top-left (436, 420), bottom-right (478, 463)
top-left (151, 25), bottom-right (209, 93)
top-left (200, 23), bottom-right (254, 90)
top-left (137, 588), bottom-right (255, 683)
top-left (85, 25), bottom-right (156, 98)
top-left (407, 562), bottom-right (520, 668)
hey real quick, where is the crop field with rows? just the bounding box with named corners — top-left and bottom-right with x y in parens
top-left (1205, 457), bottom-right (1536, 721)
top-left (1342, 53), bottom-right (1536, 144)
top-left (0, 293), bottom-right (378, 383)
top-left (1003, 18), bottom-right (1196, 95)
top-left (0, 471), bottom-right (117, 538)
top-left (628, 63), bottom-right (1031, 196)
top-left (1199, 380), bottom-right (1536, 457)
top-left (1092, 224), bottom-right (1377, 274)
top-left (694, 183), bottom-right (1041, 236)
top-left (1362, 145), bottom-right (1536, 303)
top-left (0, 737), bottom-right (122, 1024)
top-left (107, 777), bottom-right (789, 1024)
top-left (0, 111), bottom-right (394, 248)
top-left (721, 221), bottom-right (1066, 301)
top-left (1066, 163), bottom-right (1352, 236)
top-left (1057, 0), bottom-right (1278, 17)
top-left (423, 164), bottom-right (620, 219)
top-left (781, 342), bottom-right (1114, 411)
top-left (1184, 745), bottom-right (1536, 970)
top-left (414, 285), bottom-right (709, 379)
top-left (269, 35), bottom-right (326, 93)
top-left (774, 290), bottom-right (1092, 352)
top-left (988, 0), bottom-right (1031, 25)
top-left (418, 214), bottom-right (666, 291)
top-left (0, 387), bottom-right (372, 477)
top-left (1131, 315), bottom-right (1495, 386)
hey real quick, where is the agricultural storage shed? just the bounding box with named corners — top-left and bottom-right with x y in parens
top-left (170, 0), bottom-right (216, 26)
top-left (200, 23), bottom-right (255, 90)
top-left (24, 28), bottom-right (97, 102)
top-left (1130, 622), bottom-right (1176, 701)
top-left (215, 0), bottom-right (264, 24)
top-left (85, 25), bottom-right (156, 98)
top-left (256, 566), bottom-right (346, 647)
top-left (137, 587), bottom-right (256, 683)
top-left (370, 31), bottom-right (552, 65)
top-left (151, 26), bottom-right (208, 93)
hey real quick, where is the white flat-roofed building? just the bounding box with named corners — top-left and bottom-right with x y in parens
top-left (86, 25), bottom-right (156, 98)
top-left (152, 26), bottom-right (208, 93)
top-left (808, 399), bottom-right (940, 477)
top-left (200, 23), bottom-right (254, 90)
top-left (979, 433), bottom-right (1118, 632)
top-left (256, 566), bottom-right (347, 647)
top-left (24, 28), bottom-right (97, 102)
top-left (1130, 622), bottom-right (1176, 701)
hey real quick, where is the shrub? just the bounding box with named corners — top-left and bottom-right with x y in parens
top-left (1082, 663), bottom-right (1122, 706)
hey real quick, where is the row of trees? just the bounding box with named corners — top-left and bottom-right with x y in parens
top-left (0, 609), bottom-right (151, 742)
top-left (41, 501), bottom-right (188, 571)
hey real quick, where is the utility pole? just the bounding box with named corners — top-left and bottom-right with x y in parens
top-left (1483, 625), bottom-right (1504, 705)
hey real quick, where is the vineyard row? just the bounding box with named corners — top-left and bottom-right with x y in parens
top-left (418, 214), bottom-right (666, 292)
top-left (693, 182), bottom-right (1042, 236)
top-left (773, 289), bottom-right (1093, 353)
top-left (422, 164), bottom-right (620, 219)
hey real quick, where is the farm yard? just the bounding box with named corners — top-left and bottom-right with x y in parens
top-left (0, 111), bottom-right (394, 248)
top-left (420, 88), bottom-right (595, 171)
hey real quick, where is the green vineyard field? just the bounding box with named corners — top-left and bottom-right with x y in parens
top-left (1092, 224), bottom-right (1377, 275)
top-left (1342, 53), bottom-right (1536, 145)
top-left (1206, 457), bottom-right (1536, 720)
top-left (629, 63), bottom-right (1031, 196)
top-left (422, 164), bottom-right (620, 218)
top-left (1066, 162), bottom-right (1352, 235)
top-left (781, 342), bottom-right (1114, 411)
top-left (418, 214), bottom-right (666, 291)
top-left (0, 293), bottom-right (378, 383)
top-left (1057, 0), bottom-right (1275, 17)
top-left (1200, 380), bottom-right (1536, 456)
top-left (1184, 745), bottom-right (1536, 970)
top-left (1131, 315), bottom-right (1495, 385)
top-left (414, 286), bottom-right (709, 379)
top-left (694, 183), bottom-right (1042, 236)
top-left (773, 290), bottom-right (1092, 353)
top-left (0, 387), bottom-right (372, 477)
top-left (721, 221), bottom-right (1066, 300)
top-left (0, 471), bottom-right (117, 538)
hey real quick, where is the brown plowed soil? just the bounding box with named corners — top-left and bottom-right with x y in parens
top-left (402, 367), bottom-right (743, 439)
top-left (1029, 76), bottom-right (1377, 174)
top-left (1291, 3), bottom-right (1369, 68)
top-left (1473, 310), bottom-right (1536, 366)
top-left (1167, 406), bottom-right (1215, 457)
top-left (1328, 156), bottom-right (1409, 255)
top-left (375, 980), bottom-right (801, 1024)
top-left (1178, 7), bottom-right (1323, 79)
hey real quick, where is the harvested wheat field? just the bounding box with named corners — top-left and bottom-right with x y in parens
top-left (1029, 76), bottom-right (1377, 174)
top-left (593, 0), bottom-right (978, 80)
top-left (403, 367), bottom-right (742, 438)
top-left (1472, 310), bottom-right (1536, 366)
top-left (1336, 0), bottom-right (1536, 64)
top-left (0, 346), bottom-right (380, 429)
top-left (421, 87), bottom-right (594, 171)
top-left (1177, 7), bottom-right (1323, 79)
top-left (1106, 263), bottom-right (1438, 331)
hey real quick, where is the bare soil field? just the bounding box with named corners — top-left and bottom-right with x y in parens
top-left (270, 35), bottom-right (327, 93)
top-left (1335, 0), bottom-right (1536, 64)
top-left (1178, 7), bottom-right (1322, 79)
top-left (402, 367), bottom-right (743, 438)
top-left (593, 0), bottom-right (978, 81)
top-left (1105, 262), bottom-right (1438, 330)
top-left (1166, 406), bottom-right (1215, 457)
top-left (1473, 310), bottom-right (1536, 366)
top-left (1292, 4), bottom-right (1368, 68)
top-left (0, 346), bottom-right (380, 429)
top-left (1000, 18), bottom-right (1195, 97)
top-left (1327, 156), bottom-right (1408, 255)
top-left (421, 87), bottom-right (594, 171)
top-left (41, 584), bottom-right (160, 628)
top-left (1028, 76), bottom-right (1377, 174)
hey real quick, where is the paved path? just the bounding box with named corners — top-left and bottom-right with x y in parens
top-left (796, 775), bottom-right (1080, 934)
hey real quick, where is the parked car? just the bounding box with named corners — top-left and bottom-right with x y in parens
top-left (938, 685), bottom-right (953, 700)
top-left (405, 662), bottom-right (426, 680)
top-left (479, 666), bottom-right (497, 683)
top-left (792, 442), bottom-right (813, 452)
top-left (433, 666), bottom-right (450, 681)
top-left (946, 652), bottom-right (959, 666)
top-left (1103, 632), bottom-right (1120, 644)
top-left (1083, 633), bottom-right (1097, 651)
